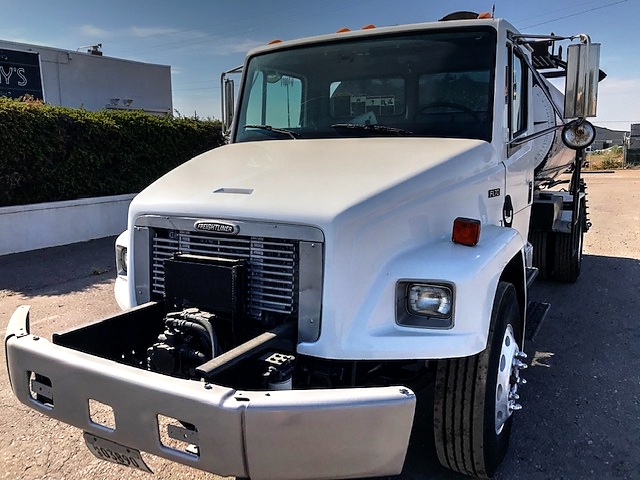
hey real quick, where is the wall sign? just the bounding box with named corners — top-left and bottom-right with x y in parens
top-left (0, 48), bottom-right (44, 100)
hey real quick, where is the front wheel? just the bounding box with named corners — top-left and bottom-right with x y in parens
top-left (433, 282), bottom-right (526, 478)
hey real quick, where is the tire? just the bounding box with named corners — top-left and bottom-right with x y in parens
top-left (553, 200), bottom-right (585, 283)
top-left (529, 230), bottom-right (549, 280)
top-left (434, 282), bottom-right (524, 478)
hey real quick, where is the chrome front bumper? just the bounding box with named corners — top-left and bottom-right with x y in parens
top-left (5, 306), bottom-right (416, 480)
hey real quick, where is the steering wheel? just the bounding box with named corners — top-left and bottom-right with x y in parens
top-left (415, 102), bottom-right (482, 122)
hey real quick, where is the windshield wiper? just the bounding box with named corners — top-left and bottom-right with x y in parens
top-left (244, 124), bottom-right (299, 139)
top-left (331, 123), bottom-right (413, 136)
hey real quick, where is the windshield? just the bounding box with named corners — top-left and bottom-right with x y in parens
top-left (235, 27), bottom-right (496, 143)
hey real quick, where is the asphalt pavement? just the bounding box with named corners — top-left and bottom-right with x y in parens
top-left (1, 170), bottom-right (639, 480)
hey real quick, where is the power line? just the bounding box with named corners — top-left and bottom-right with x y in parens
top-left (511, 0), bottom-right (605, 24)
top-left (522, 0), bottom-right (629, 29)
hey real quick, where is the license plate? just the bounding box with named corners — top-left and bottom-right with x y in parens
top-left (83, 432), bottom-right (153, 473)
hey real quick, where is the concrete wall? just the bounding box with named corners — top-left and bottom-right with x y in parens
top-left (0, 194), bottom-right (135, 256)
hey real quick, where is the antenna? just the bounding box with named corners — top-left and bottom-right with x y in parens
top-left (492, 3), bottom-right (496, 18)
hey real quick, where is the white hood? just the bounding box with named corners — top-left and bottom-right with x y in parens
top-left (130, 137), bottom-right (493, 229)
top-left (128, 136), bottom-right (505, 361)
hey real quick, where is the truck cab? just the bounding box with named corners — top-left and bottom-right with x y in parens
top-left (6, 12), bottom-right (600, 480)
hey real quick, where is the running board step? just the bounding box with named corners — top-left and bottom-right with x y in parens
top-left (525, 301), bottom-right (551, 341)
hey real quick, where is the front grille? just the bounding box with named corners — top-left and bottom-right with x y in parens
top-left (151, 229), bottom-right (297, 317)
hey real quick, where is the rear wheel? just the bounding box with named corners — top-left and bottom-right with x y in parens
top-left (553, 199), bottom-right (585, 283)
top-left (434, 282), bottom-right (526, 478)
top-left (529, 230), bottom-right (549, 280)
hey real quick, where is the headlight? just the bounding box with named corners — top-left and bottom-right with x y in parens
top-left (116, 246), bottom-right (128, 276)
top-left (396, 282), bottom-right (454, 328)
top-left (408, 284), bottom-right (452, 317)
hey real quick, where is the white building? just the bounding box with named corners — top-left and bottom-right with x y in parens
top-left (0, 40), bottom-right (172, 115)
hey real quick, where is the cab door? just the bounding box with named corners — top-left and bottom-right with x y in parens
top-left (502, 42), bottom-right (536, 238)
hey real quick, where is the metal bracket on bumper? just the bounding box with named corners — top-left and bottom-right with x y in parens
top-left (5, 306), bottom-right (416, 480)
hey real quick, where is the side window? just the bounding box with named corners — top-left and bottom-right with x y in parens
top-left (245, 72), bottom-right (303, 128)
top-left (510, 50), bottom-right (528, 136)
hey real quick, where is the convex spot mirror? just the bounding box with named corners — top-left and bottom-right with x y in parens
top-left (561, 120), bottom-right (596, 150)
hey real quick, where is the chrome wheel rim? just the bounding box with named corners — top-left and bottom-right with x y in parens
top-left (495, 324), bottom-right (525, 434)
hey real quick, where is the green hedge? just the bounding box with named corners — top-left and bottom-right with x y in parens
top-left (0, 98), bottom-right (224, 207)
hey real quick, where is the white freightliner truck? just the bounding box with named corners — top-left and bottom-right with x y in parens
top-left (6, 11), bottom-right (602, 480)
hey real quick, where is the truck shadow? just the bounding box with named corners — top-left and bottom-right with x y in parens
top-left (0, 236), bottom-right (117, 297)
top-left (529, 253), bottom-right (640, 310)
top-left (496, 253), bottom-right (640, 479)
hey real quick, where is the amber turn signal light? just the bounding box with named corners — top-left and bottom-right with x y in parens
top-left (452, 217), bottom-right (481, 246)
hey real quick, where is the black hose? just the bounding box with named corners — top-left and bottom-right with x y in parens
top-left (165, 318), bottom-right (214, 357)
top-left (182, 311), bottom-right (218, 358)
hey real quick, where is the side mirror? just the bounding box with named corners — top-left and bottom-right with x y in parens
top-left (220, 66), bottom-right (243, 138)
top-left (222, 78), bottom-right (235, 135)
top-left (564, 38), bottom-right (600, 119)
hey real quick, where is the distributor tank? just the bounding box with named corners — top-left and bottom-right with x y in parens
top-left (531, 78), bottom-right (575, 181)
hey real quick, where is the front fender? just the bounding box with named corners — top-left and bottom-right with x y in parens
top-left (298, 225), bottom-right (525, 360)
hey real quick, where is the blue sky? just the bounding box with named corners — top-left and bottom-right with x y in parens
top-left (1, 0), bottom-right (638, 129)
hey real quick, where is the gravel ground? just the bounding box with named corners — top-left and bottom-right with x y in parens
top-left (1, 169), bottom-right (639, 480)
